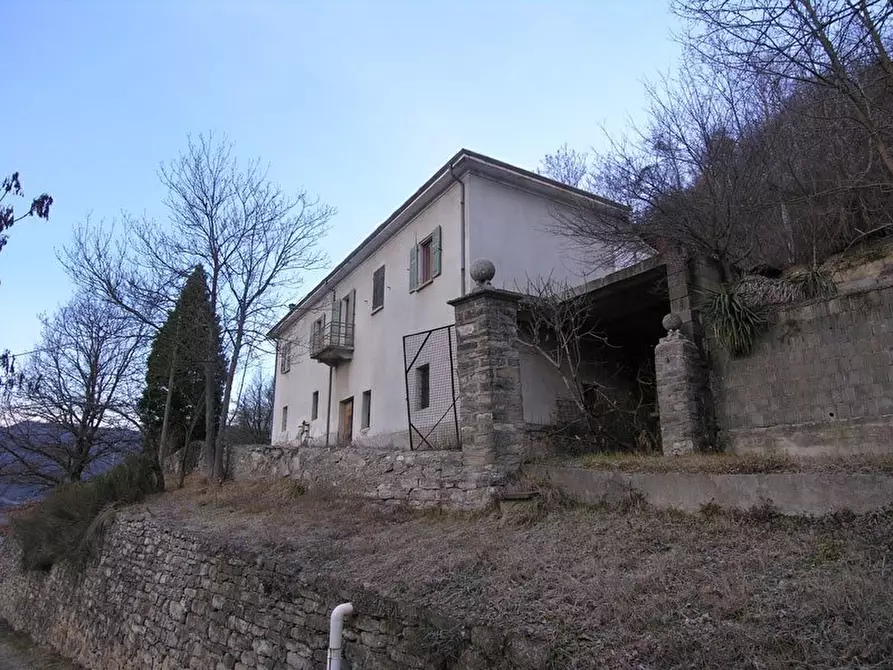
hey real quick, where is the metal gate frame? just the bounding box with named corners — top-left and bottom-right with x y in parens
top-left (402, 325), bottom-right (461, 451)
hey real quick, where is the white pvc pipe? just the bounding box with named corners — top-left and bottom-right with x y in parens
top-left (326, 602), bottom-right (355, 670)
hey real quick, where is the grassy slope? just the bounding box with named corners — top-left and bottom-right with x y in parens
top-left (563, 451), bottom-right (893, 475)
top-left (145, 478), bottom-right (893, 670)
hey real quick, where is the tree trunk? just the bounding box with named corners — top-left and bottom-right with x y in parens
top-left (156, 324), bottom-right (179, 491)
top-left (178, 400), bottom-right (203, 489)
top-left (204, 281), bottom-right (219, 479)
top-left (204, 348), bottom-right (218, 478)
top-left (213, 328), bottom-right (243, 482)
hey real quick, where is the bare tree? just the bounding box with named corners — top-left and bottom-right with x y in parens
top-left (538, 144), bottom-right (591, 188)
top-left (0, 297), bottom-right (146, 493)
top-left (154, 134), bottom-right (333, 479)
top-left (544, 1), bottom-right (893, 278)
top-left (675, 0), bottom-right (893, 182)
top-left (552, 62), bottom-right (782, 279)
top-left (63, 134), bottom-right (333, 480)
top-left (229, 371), bottom-right (274, 445)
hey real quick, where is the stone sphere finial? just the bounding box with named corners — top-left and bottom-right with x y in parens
top-left (662, 312), bottom-right (682, 333)
top-left (470, 258), bottom-right (496, 286)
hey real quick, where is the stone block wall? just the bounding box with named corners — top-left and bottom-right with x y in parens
top-left (711, 281), bottom-right (893, 455)
top-left (228, 444), bottom-right (507, 509)
top-left (449, 287), bottom-right (524, 469)
top-left (655, 328), bottom-right (710, 455)
top-left (0, 511), bottom-right (542, 670)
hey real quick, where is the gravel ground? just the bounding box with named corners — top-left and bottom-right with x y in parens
top-left (0, 625), bottom-right (80, 670)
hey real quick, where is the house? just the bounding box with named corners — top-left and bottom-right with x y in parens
top-left (267, 149), bottom-right (625, 449)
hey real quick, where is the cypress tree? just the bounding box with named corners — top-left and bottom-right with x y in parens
top-left (139, 266), bottom-right (225, 482)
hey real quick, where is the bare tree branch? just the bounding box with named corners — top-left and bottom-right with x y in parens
top-left (0, 297), bottom-right (146, 493)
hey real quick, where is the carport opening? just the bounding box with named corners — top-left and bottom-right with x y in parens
top-left (520, 258), bottom-right (670, 455)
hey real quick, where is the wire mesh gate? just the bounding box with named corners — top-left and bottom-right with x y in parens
top-left (402, 325), bottom-right (461, 450)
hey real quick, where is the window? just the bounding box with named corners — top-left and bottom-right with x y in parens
top-left (279, 340), bottom-right (291, 374)
top-left (417, 364), bottom-right (430, 410)
top-left (361, 389), bottom-right (371, 429)
top-left (329, 289), bottom-right (356, 346)
top-left (409, 226), bottom-right (441, 291)
top-left (311, 315), bottom-right (326, 349)
top-left (338, 292), bottom-right (353, 345)
top-left (311, 391), bottom-right (319, 420)
top-left (372, 265), bottom-right (385, 312)
top-left (281, 405), bottom-right (288, 432)
top-left (420, 237), bottom-right (434, 285)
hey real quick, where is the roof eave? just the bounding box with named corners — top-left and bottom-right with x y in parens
top-left (268, 149), bottom-right (627, 339)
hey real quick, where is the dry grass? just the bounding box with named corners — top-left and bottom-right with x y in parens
top-left (569, 451), bottom-right (893, 475)
top-left (144, 477), bottom-right (893, 669)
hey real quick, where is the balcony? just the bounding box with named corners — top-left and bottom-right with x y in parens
top-left (310, 321), bottom-right (355, 366)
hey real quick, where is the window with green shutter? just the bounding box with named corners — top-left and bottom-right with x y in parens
top-left (409, 226), bottom-right (442, 292)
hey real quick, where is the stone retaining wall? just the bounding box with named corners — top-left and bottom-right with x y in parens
top-left (0, 510), bottom-right (536, 669)
top-left (710, 280), bottom-right (893, 456)
top-left (228, 444), bottom-right (508, 509)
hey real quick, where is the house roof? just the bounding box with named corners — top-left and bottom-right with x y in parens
top-left (267, 148), bottom-right (626, 338)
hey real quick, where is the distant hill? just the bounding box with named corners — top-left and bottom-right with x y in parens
top-left (0, 421), bottom-right (141, 510)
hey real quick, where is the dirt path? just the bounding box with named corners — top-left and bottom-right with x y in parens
top-left (0, 625), bottom-right (79, 670)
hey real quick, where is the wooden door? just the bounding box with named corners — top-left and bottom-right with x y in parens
top-left (339, 397), bottom-right (353, 444)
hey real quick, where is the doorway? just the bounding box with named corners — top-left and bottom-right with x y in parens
top-left (339, 397), bottom-right (354, 444)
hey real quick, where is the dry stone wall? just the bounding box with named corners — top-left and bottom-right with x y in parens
top-left (0, 510), bottom-right (539, 670)
top-left (227, 444), bottom-right (508, 510)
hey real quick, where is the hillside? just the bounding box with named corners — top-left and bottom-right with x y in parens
top-left (0, 422), bottom-right (140, 509)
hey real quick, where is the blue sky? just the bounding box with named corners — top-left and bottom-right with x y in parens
top-left (1, 0), bottom-right (682, 359)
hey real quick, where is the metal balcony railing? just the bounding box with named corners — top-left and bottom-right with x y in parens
top-left (310, 321), bottom-right (355, 360)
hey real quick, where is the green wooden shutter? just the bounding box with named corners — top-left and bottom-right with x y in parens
top-left (432, 225), bottom-right (442, 278)
top-left (372, 266), bottom-right (385, 310)
top-left (409, 244), bottom-right (419, 291)
top-left (331, 298), bottom-right (340, 325)
top-left (331, 298), bottom-right (340, 344)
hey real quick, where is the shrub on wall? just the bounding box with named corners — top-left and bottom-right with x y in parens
top-left (10, 453), bottom-right (162, 571)
top-left (790, 266), bottom-right (837, 300)
top-left (702, 283), bottom-right (766, 357)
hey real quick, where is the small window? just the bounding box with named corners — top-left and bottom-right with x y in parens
top-left (311, 316), bottom-right (326, 346)
top-left (281, 405), bottom-right (288, 432)
top-left (311, 391), bottom-right (319, 420)
top-left (361, 389), bottom-right (371, 429)
top-left (372, 266), bottom-right (385, 312)
top-left (419, 238), bottom-right (434, 285)
top-left (279, 340), bottom-right (291, 374)
top-left (417, 364), bottom-right (430, 410)
top-left (409, 226), bottom-right (441, 291)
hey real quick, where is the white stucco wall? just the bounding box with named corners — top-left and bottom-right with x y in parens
top-left (466, 173), bottom-right (615, 292)
top-left (518, 346), bottom-right (571, 425)
top-left (272, 167), bottom-right (626, 446)
top-left (272, 183), bottom-right (465, 447)
top-left (467, 173), bottom-right (619, 426)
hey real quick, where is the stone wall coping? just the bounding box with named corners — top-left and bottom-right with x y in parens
top-left (530, 464), bottom-right (893, 516)
top-left (447, 286), bottom-right (522, 307)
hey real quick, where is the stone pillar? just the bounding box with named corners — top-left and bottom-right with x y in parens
top-left (655, 313), bottom-right (709, 456)
top-left (665, 250), bottom-right (723, 348)
top-left (448, 260), bottom-right (524, 469)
